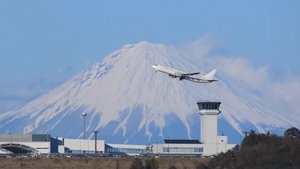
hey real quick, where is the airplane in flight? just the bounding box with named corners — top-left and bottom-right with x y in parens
top-left (152, 64), bottom-right (217, 83)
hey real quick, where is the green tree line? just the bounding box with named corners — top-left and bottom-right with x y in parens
top-left (208, 127), bottom-right (300, 169)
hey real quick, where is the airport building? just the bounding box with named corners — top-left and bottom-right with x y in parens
top-left (57, 138), bottom-right (105, 154)
top-left (198, 101), bottom-right (235, 156)
top-left (0, 134), bottom-right (51, 155)
top-left (149, 102), bottom-right (235, 156)
top-left (0, 101), bottom-right (235, 156)
top-left (150, 139), bottom-right (203, 156)
top-left (105, 143), bottom-right (147, 156)
top-left (0, 135), bottom-right (106, 155)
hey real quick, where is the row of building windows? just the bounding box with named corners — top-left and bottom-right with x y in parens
top-left (197, 102), bottom-right (220, 110)
top-left (106, 147), bottom-right (145, 154)
top-left (162, 147), bottom-right (203, 153)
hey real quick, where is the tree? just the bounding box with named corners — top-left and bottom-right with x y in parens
top-left (209, 129), bottom-right (300, 169)
top-left (284, 127), bottom-right (300, 138)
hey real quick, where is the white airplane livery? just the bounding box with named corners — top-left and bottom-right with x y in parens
top-left (152, 64), bottom-right (217, 83)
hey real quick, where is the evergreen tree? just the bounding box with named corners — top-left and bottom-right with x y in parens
top-left (208, 129), bottom-right (300, 169)
top-left (284, 127), bottom-right (300, 138)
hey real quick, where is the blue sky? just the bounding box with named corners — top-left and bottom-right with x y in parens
top-left (0, 0), bottom-right (300, 111)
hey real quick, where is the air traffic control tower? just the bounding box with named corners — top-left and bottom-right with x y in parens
top-left (197, 101), bottom-right (221, 145)
top-left (197, 101), bottom-right (235, 156)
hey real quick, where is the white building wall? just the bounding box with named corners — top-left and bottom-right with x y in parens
top-left (217, 136), bottom-right (228, 144)
top-left (199, 108), bottom-right (236, 156)
top-left (202, 144), bottom-right (217, 156)
top-left (202, 136), bottom-right (236, 156)
top-left (63, 139), bottom-right (105, 153)
top-left (106, 143), bottom-right (146, 150)
top-left (58, 145), bottom-right (66, 154)
top-left (200, 110), bottom-right (219, 144)
top-left (151, 144), bottom-right (203, 155)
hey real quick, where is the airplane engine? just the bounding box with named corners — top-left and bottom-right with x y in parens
top-left (168, 74), bottom-right (177, 78)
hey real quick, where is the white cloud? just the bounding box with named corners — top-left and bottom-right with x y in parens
top-left (215, 56), bottom-right (300, 121)
top-left (272, 79), bottom-right (300, 112)
top-left (182, 35), bottom-right (217, 57)
top-left (184, 36), bottom-right (300, 127)
top-left (215, 57), bottom-right (271, 89)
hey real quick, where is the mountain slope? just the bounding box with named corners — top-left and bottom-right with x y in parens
top-left (0, 41), bottom-right (298, 143)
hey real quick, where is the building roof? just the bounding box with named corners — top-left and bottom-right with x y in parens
top-left (197, 101), bottom-right (221, 110)
top-left (0, 134), bottom-right (50, 142)
top-left (0, 143), bottom-right (38, 154)
top-left (164, 139), bottom-right (202, 144)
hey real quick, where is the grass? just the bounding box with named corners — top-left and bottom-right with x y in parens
top-left (0, 156), bottom-right (209, 169)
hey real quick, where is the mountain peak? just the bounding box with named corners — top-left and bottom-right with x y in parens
top-left (0, 41), bottom-right (298, 144)
top-left (120, 41), bottom-right (155, 50)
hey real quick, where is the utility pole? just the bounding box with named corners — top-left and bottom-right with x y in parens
top-left (93, 130), bottom-right (98, 154)
top-left (81, 112), bottom-right (87, 139)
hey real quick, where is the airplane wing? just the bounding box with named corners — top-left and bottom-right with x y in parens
top-left (181, 72), bottom-right (200, 76)
top-left (179, 72), bottom-right (200, 80)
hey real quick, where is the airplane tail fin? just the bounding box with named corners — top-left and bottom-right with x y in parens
top-left (203, 69), bottom-right (217, 81)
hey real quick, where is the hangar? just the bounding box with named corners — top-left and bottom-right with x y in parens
top-left (0, 134), bottom-right (50, 155)
top-left (0, 134), bottom-right (106, 155)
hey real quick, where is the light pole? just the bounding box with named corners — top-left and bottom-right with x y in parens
top-left (81, 112), bottom-right (87, 139)
top-left (93, 130), bottom-right (98, 154)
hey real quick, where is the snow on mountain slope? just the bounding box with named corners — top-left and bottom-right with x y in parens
top-left (0, 41), bottom-right (299, 143)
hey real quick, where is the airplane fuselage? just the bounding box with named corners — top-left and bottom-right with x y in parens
top-left (152, 64), bottom-right (217, 83)
top-left (152, 65), bottom-right (185, 78)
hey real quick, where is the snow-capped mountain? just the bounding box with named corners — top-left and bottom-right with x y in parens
top-left (0, 41), bottom-right (299, 144)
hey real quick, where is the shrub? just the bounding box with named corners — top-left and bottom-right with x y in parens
top-left (168, 165), bottom-right (177, 169)
top-left (130, 158), bottom-right (143, 169)
top-left (145, 158), bottom-right (159, 169)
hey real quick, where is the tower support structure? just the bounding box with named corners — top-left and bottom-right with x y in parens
top-left (197, 101), bottom-right (221, 155)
